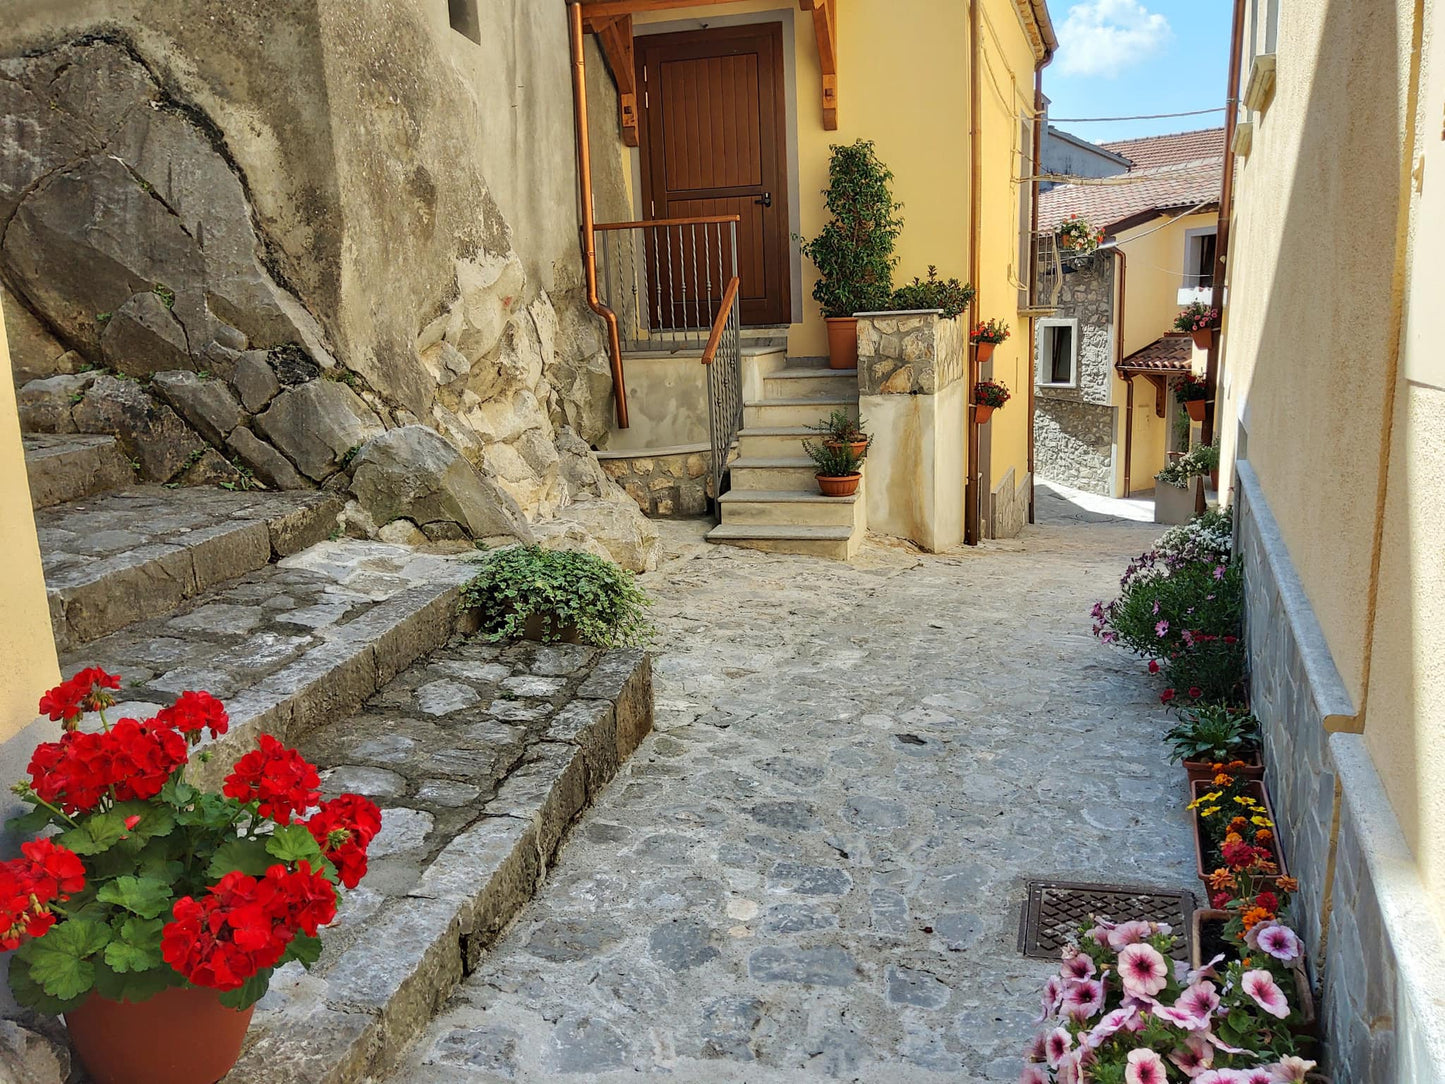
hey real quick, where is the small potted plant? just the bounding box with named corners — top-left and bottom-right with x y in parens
top-left (806, 409), bottom-right (870, 457)
top-left (1175, 372), bottom-right (1210, 422)
top-left (1021, 917), bottom-right (1318, 1083)
top-left (1056, 213), bottom-right (1104, 254)
top-left (1188, 764), bottom-right (1287, 891)
top-left (3, 668), bottom-right (382, 1084)
top-left (460, 546), bottom-right (653, 647)
top-left (799, 140), bottom-right (903, 369)
top-left (1176, 301), bottom-right (1221, 350)
top-left (1166, 704), bottom-right (1264, 782)
top-left (972, 378), bottom-right (1011, 423)
top-left (889, 266), bottom-right (975, 318)
top-left (803, 438), bottom-right (864, 497)
top-left (969, 318), bottom-right (1010, 363)
top-left (1155, 442), bottom-right (1219, 525)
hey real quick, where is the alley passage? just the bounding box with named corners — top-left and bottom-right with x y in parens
top-left (394, 515), bottom-right (1197, 1082)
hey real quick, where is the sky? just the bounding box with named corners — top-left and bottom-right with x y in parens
top-left (1043, 0), bottom-right (1234, 145)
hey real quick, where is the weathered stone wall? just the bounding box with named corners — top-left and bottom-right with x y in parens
top-left (856, 311), bottom-right (965, 395)
top-left (1034, 400), bottom-right (1115, 494)
top-left (988, 466), bottom-right (1029, 539)
top-left (599, 450), bottom-right (712, 518)
top-left (0, 4), bottom-right (657, 567)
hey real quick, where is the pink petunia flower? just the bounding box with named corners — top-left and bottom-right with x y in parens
top-left (1186, 954), bottom-right (1227, 984)
top-left (1118, 942), bottom-right (1170, 998)
top-left (1107, 920), bottom-right (1156, 951)
top-left (1019, 1066), bottom-right (1049, 1084)
top-left (1045, 1026), bottom-right (1073, 1069)
top-left (1246, 922), bottom-right (1303, 965)
top-left (1023, 1033), bottom-right (1047, 1063)
top-left (1175, 979), bottom-right (1221, 1022)
top-left (1197, 1072), bottom-right (1255, 1084)
top-left (1241, 1069), bottom-right (1275, 1084)
top-left (1063, 978), bottom-right (1105, 1021)
top-left (1242, 969), bottom-right (1291, 1019)
top-left (1214, 564), bottom-right (1227, 580)
top-left (1084, 1005), bottom-right (1139, 1049)
top-left (1040, 975), bottom-right (1065, 1020)
top-left (1125, 1048), bottom-right (1168, 1084)
top-left (1061, 953), bottom-right (1096, 981)
top-left (1154, 1003), bottom-right (1206, 1030)
top-left (1269, 1056), bottom-right (1318, 1082)
top-left (1169, 1033), bottom-right (1214, 1076)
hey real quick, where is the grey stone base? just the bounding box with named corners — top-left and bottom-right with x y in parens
top-left (600, 449), bottom-right (712, 517)
top-left (1034, 400), bottom-right (1115, 496)
top-left (989, 467), bottom-right (1030, 539)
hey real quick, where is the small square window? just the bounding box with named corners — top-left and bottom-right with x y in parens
top-left (1038, 320), bottom-right (1079, 387)
top-left (449, 0), bottom-right (480, 44)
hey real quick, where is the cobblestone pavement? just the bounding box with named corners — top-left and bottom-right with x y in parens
top-left (393, 520), bottom-right (1198, 1083)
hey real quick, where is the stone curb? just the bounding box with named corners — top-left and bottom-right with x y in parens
top-left (223, 651), bottom-right (653, 1084)
top-left (49, 492), bottom-right (344, 650)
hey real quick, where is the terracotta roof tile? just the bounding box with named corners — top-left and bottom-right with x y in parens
top-left (1099, 127), bottom-right (1226, 170)
top-left (1119, 334), bottom-right (1193, 372)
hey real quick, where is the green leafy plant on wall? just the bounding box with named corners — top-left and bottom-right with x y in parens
top-left (891, 267), bottom-right (975, 319)
top-left (799, 140), bottom-right (904, 318)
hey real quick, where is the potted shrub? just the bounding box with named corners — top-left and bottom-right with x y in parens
top-left (1056, 213), bottom-right (1104, 254)
top-left (806, 409), bottom-right (870, 458)
top-left (969, 318), bottom-right (1010, 363)
top-left (1188, 768), bottom-right (1287, 890)
top-left (1155, 442), bottom-right (1219, 526)
top-left (1167, 705), bottom-right (1264, 782)
top-left (799, 140), bottom-right (903, 369)
top-left (1021, 917), bottom-right (1319, 1083)
top-left (803, 438), bottom-right (864, 497)
top-left (972, 378), bottom-right (1011, 423)
top-left (460, 546), bottom-right (653, 647)
top-left (1176, 301), bottom-right (1222, 350)
top-left (889, 266), bottom-right (974, 318)
top-left (1175, 372), bottom-right (1210, 422)
top-left (2, 668), bottom-right (383, 1084)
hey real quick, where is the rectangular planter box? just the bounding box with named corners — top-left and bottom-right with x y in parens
top-left (1155, 477), bottom-right (1202, 525)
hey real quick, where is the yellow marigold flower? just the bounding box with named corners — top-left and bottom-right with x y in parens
top-left (1241, 906), bottom-right (1271, 931)
top-left (1251, 815), bottom-right (1273, 828)
top-left (1213, 773), bottom-right (1234, 786)
top-left (1202, 806), bottom-right (1221, 817)
top-left (1208, 868), bottom-right (1235, 890)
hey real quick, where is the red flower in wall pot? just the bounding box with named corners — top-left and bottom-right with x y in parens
top-left (6, 669), bottom-right (381, 1084)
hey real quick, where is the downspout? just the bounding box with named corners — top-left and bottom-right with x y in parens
top-left (568, 1), bottom-right (630, 429)
top-left (1122, 374), bottom-right (1134, 497)
top-left (1026, 67), bottom-right (1044, 525)
top-left (964, 0), bottom-right (983, 546)
top-left (1203, 0), bottom-right (1246, 450)
top-left (1112, 246), bottom-right (1129, 496)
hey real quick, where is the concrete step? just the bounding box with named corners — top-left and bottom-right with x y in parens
top-left (37, 486), bottom-right (345, 649)
top-left (718, 488), bottom-right (864, 529)
top-left (743, 396), bottom-right (858, 429)
top-left (736, 426), bottom-right (826, 458)
top-left (762, 367), bottom-right (858, 399)
top-left (221, 641), bottom-right (652, 1084)
top-left (23, 434), bottom-right (133, 508)
top-left (705, 522), bottom-right (859, 560)
top-left (728, 456), bottom-right (822, 492)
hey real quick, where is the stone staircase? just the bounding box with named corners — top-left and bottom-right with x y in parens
top-left (707, 357), bottom-right (866, 560)
top-left (8, 432), bottom-right (654, 1084)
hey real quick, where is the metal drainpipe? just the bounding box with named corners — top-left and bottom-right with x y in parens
top-left (1026, 69), bottom-right (1044, 525)
top-left (1113, 246), bottom-right (1128, 496)
top-left (1123, 373), bottom-right (1134, 497)
top-left (964, 0), bottom-right (983, 546)
top-left (568, 1), bottom-right (629, 429)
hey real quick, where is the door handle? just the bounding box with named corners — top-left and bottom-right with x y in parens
top-left (755, 192), bottom-right (773, 208)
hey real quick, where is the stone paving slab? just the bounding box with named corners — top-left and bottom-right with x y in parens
top-left (39, 486), bottom-right (346, 648)
top-left (388, 520), bottom-right (1198, 1083)
top-left (22, 434), bottom-right (133, 509)
top-left (59, 540), bottom-right (476, 788)
top-left (218, 640), bottom-right (653, 1084)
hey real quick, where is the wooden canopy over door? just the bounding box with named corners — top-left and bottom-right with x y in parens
top-left (636, 24), bottom-right (792, 327)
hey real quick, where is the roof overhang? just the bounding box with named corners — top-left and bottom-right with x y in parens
top-left (1106, 201), bottom-right (1220, 238)
top-left (1014, 0), bottom-right (1059, 65)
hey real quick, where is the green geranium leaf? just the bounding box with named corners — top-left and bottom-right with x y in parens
top-left (111, 800), bottom-right (177, 840)
top-left (103, 916), bottom-right (165, 974)
top-left (97, 876), bottom-right (173, 920)
top-left (266, 824), bottom-right (322, 865)
top-left (92, 957), bottom-right (177, 1004)
top-left (7, 955), bottom-right (87, 1015)
top-left (159, 778), bottom-right (198, 806)
top-left (6, 803), bottom-right (57, 835)
top-left (58, 811), bottom-right (131, 855)
top-left (208, 838), bottom-right (273, 879)
top-left (282, 933), bottom-right (323, 969)
top-left (19, 918), bottom-right (110, 1000)
top-left (217, 968), bottom-right (272, 1010)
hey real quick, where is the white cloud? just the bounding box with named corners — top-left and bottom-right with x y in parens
top-left (1056, 0), bottom-right (1173, 78)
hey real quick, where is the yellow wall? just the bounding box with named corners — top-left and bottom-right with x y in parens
top-left (1218, 0), bottom-right (1445, 916)
top-left (0, 304), bottom-right (60, 742)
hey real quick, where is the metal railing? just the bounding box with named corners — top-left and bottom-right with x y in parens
top-left (593, 216), bottom-right (741, 352)
top-left (701, 277), bottom-right (743, 504)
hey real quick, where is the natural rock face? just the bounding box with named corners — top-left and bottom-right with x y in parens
top-left (0, 1021), bottom-right (67, 1084)
top-left (100, 290), bottom-right (193, 376)
top-left (152, 371), bottom-right (244, 446)
top-left (16, 372), bottom-right (93, 433)
top-left (71, 375), bottom-right (207, 482)
top-left (349, 426), bottom-right (533, 545)
top-left (254, 380), bottom-right (384, 482)
top-left (535, 494), bottom-right (662, 573)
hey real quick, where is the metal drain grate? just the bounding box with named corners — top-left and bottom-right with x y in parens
top-left (1018, 880), bottom-right (1195, 961)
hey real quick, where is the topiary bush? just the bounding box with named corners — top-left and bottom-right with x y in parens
top-left (799, 140), bottom-right (904, 318)
top-left (891, 267), bottom-right (975, 318)
top-left (461, 546), bottom-right (653, 647)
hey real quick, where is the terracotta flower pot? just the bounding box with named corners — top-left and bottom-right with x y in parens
top-left (1191, 327), bottom-right (1215, 350)
top-left (1182, 751), bottom-right (1265, 784)
top-left (1185, 399), bottom-right (1207, 422)
top-left (816, 472), bottom-right (861, 497)
top-left (65, 985), bottom-right (255, 1084)
top-left (825, 317), bottom-right (859, 370)
top-left (1190, 909), bottom-right (1316, 1029)
top-left (973, 340), bottom-right (996, 363)
top-left (1191, 778), bottom-right (1287, 892)
top-left (974, 404), bottom-right (996, 424)
top-left (825, 439), bottom-right (870, 458)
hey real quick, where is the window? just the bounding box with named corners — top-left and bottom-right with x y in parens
top-left (1037, 319), bottom-right (1079, 387)
top-left (449, 0), bottom-right (480, 43)
top-left (1183, 227), bottom-right (1218, 292)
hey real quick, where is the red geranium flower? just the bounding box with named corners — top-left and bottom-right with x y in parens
top-left (223, 735), bottom-right (321, 825)
top-left (305, 794), bottom-right (383, 889)
top-left (1160, 688), bottom-right (1176, 704)
top-left (0, 842), bottom-right (85, 951)
top-left (155, 690), bottom-right (230, 742)
top-left (37, 668), bottom-right (121, 728)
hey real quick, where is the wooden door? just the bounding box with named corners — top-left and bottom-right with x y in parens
top-left (637, 24), bottom-right (791, 327)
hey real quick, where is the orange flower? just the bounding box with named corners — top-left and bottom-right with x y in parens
top-left (1223, 831), bottom-right (1243, 846)
top-left (1255, 828), bottom-right (1274, 845)
top-left (1276, 875), bottom-right (1299, 893)
top-left (1208, 868), bottom-right (1236, 891)
top-left (1213, 772), bottom-right (1235, 787)
top-left (1228, 816), bottom-right (1249, 834)
top-left (1225, 760), bottom-right (1249, 771)
top-left (1241, 906), bottom-right (1271, 932)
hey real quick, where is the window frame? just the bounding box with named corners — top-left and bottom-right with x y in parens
top-left (1036, 317), bottom-right (1081, 389)
top-left (1182, 226), bottom-right (1219, 293)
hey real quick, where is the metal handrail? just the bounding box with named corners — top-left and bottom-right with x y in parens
top-left (701, 277), bottom-right (741, 366)
top-left (595, 214), bottom-right (743, 232)
top-left (701, 277), bottom-right (743, 505)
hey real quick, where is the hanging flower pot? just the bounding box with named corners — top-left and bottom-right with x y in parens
top-left (66, 986), bottom-right (255, 1084)
top-left (1191, 327), bottom-right (1215, 350)
top-left (974, 341), bottom-right (996, 363)
top-left (972, 379), bottom-right (1011, 426)
top-left (969, 319), bottom-right (1009, 363)
top-left (1185, 398), bottom-right (1207, 422)
top-left (974, 404), bottom-right (996, 424)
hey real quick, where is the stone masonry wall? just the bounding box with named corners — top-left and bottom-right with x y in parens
top-left (1034, 401), bottom-right (1115, 494)
top-left (856, 311), bottom-right (965, 395)
top-left (599, 451), bottom-right (712, 518)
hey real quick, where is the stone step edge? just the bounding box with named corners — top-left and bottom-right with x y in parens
top-left (24, 436), bottom-right (133, 510)
top-left (707, 523), bottom-right (855, 540)
top-left (719, 489), bottom-right (860, 505)
top-left (224, 651), bottom-right (654, 1084)
top-left (51, 494), bottom-right (345, 651)
top-left (186, 579), bottom-right (467, 792)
